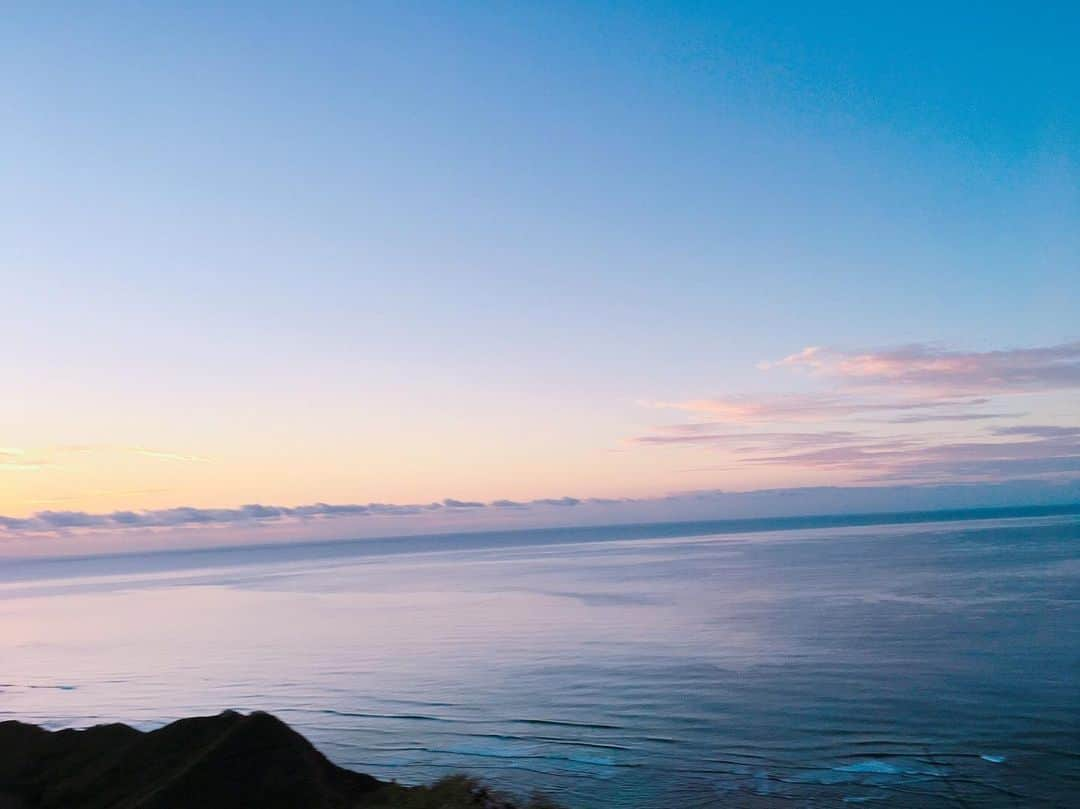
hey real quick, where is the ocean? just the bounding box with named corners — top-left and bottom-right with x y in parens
top-left (2, 506), bottom-right (1078, 807)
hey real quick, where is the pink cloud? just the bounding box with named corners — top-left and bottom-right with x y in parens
top-left (633, 340), bottom-right (1080, 486)
top-left (765, 340), bottom-right (1080, 395)
top-left (737, 428), bottom-right (1080, 484)
top-left (631, 429), bottom-right (864, 449)
top-left (650, 393), bottom-right (995, 423)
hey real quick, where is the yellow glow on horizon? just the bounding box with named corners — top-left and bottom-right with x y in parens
top-left (0, 431), bottom-right (825, 518)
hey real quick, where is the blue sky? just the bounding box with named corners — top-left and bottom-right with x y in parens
top-left (2, 2), bottom-right (1078, 549)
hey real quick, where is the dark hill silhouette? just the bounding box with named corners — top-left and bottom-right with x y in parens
top-left (0, 711), bottom-right (558, 809)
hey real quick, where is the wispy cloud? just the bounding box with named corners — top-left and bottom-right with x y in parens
top-left (27, 488), bottom-right (171, 506)
top-left (881, 411), bottom-right (1020, 424)
top-left (647, 394), bottom-right (996, 423)
top-left (863, 456), bottom-right (1080, 483)
top-left (764, 341), bottom-right (1080, 395)
top-left (130, 447), bottom-right (211, 463)
top-left (657, 426), bottom-right (1080, 484)
top-left (634, 339), bottom-right (1080, 485)
top-left (0, 448), bottom-right (50, 472)
top-left (633, 429), bottom-right (864, 449)
top-left (734, 428), bottom-right (1080, 483)
top-left (0, 445), bottom-right (210, 474)
top-left (992, 425), bottom-right (1080, 439)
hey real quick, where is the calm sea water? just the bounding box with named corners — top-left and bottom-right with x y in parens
top-left (2, 507), bottom-right (1078, 807)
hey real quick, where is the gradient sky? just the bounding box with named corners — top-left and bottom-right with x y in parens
top-left (3, 2), bottom-right (1078, 549)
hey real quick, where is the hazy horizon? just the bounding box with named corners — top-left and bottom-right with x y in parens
top-left (2, 479), bottom-right (1079, 559)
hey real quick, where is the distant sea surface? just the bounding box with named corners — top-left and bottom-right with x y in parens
top-left (2, 506), bottom-right (1078, 807)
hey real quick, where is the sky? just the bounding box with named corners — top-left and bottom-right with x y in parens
top-left (2, 2), bottom-right (1078, 553)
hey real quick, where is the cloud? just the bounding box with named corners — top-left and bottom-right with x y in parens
top-left (131, 447), bottom-right (211, 463)
top-left (0, 503), bottom-right (357, 534)
top-left (0, 448), bottom-right (50, 473)
top-left (864, 456), bottom-right (1080, 483)
top-left (634, 340), bottom-right (1080, 486)
top-left (442, 498), bottom-right (485, 509)
top-left (0, 494), bottom-right (602, 537)
top-left (730, 427), bottom-right (1080, 485)
top-left (649, 394), bottom-right (995, 423)
top-left (531, 497), bottom-right (581, 507)
top-left (882, 411), bottom-right (1020, 424)
top-left (0, 447), bottom-right (53, 472)
top-left (631, 429), bottom-right (865, 450)
top-left (3, 479), bottom-right (1080, 548)
top-left (992, 425), bottom-right (1080, 439)
top-left (290, 502), bottom-right (373, 517)
top-left (765, 340), bottom-right (1080, 395)
top-left (0, 445), bottom-right (210, 475)
top-left (366, 503), bottom-right (431, 516)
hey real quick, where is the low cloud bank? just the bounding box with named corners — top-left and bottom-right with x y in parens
top-left (0, 495), bottom-right (625, 536)
top-left (2, 479), bottom-right (1079, 543)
